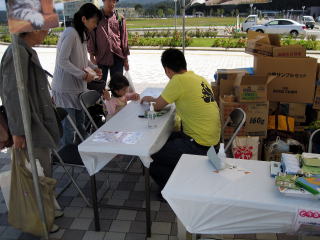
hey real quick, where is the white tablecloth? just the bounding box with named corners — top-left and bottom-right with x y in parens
top-left (162, 154), bottom-right (319, 234)
top-left (78, 88), bottom-right (175, 176)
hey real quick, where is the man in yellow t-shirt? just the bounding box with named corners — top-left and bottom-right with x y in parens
top-left (141, 48), bottom-right (221, 191)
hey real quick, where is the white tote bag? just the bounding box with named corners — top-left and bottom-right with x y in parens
top-left (232, 136), bottom-right (260, 160)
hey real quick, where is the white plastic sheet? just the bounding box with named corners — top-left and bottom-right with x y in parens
top-left (78, 88), bottom-right (175, 176)
top-left (162, 155), bottom-right (319, 234)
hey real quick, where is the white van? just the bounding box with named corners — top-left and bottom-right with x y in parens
top-left (241, 15), bottom-right (270, 32)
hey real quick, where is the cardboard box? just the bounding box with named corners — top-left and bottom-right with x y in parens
top-left (216, 69), bottom-right (248, 97)
top-left (234, 75), bottom-right (273, 103)
top-left (313, 86), bottom-right (320, 110)
top-left (254, 56), bottom-right (318, 103)
top-left (245, 31), bottom-right (306, 58)
top-left (220, 97), bottom-right (269, 137)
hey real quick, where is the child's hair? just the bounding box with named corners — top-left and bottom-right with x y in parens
top-left (108, 73), bottom-right (130, 97)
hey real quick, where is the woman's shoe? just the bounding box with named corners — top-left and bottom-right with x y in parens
top-left (50, 224), bottom-right (60, 234)
top-left (55, 209), bottom-right (64, 219)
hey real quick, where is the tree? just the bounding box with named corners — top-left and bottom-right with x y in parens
top-left (166, 8), bottom-right (174, 17)
top-left (157, 9), bottom-right (164, 18)
top-left (134, 4), bottom-right (143, 12)
top-left (235, 9), bottom-right (239, 16)
top-left (209, 8), bottom-right (214, 17)
top-left (220, 9), bottom-right (225, 17)
top-left (231, 9), bottom-right (235, 17)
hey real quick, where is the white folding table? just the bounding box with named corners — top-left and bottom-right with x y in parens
top-left (78, 88), bottom-right (175, 237)
top-left (162, 154), bottom-right (319, 238)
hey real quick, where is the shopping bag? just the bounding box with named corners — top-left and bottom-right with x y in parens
top-left (0, 170), bottom-right (11, 208)
top-left (124, 71), bottom-right (136, 93)
top-left (8, 149), bottom-right (56, 236)
top-left (232, 136), bottom-right (259, 160)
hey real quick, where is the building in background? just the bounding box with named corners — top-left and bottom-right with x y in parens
top-left (63, 0), bottom-right (99, 26)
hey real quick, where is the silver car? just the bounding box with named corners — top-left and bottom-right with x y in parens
top-left (249, 19), bottom-right (306, 36)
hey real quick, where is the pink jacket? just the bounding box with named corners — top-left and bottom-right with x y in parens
top-left (104, 93), bottom-right (137, 116)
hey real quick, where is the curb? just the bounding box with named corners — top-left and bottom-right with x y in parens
top-left (1, 42), bottom-right (320, 54)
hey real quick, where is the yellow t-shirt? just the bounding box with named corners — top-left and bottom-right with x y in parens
top-left (161, 71), bottom-right (221, 146)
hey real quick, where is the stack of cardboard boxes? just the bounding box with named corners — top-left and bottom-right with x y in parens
top-left (214, 31), bottom-right (319, 159)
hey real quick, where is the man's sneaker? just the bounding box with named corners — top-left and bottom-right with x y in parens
top-left (55, 210), bottom-right (64, 219)
top-left (50, 224), bottom-right (60, 233)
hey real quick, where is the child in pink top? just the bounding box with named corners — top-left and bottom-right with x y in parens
top-left (103, 73), bottom-right (139, 118)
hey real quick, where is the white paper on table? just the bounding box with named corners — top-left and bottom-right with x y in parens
top-left (92, 131), bottom-right (143, 144)
top-left (212, 165), bottom-right (252, 182)
top-left (293, 209), bottom-right (320, 231)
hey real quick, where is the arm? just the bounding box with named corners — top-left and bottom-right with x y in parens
top-left (140, 96), bottom-right (168, 111)
top-left (121, 18), bottom-right (130, 71)
top-left (87, 30), bottom-right (97, 62)
top-left (0, 46), bottom-right (31, 138)
top-left (57, 31), bottom-right (86, 80)
top-left (125, 92), bottom-right (140, 101)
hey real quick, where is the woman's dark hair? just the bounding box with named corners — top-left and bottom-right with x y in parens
top-left (161, 48), bottom-right (187, 73)
top-left (73, 3), bottom-right (102, 43)
top-left (108, 73), bottom-right (129, 97)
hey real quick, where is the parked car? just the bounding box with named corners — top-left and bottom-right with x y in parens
top-left (249, 19), bottom-right (306, 37)
top-left (302, 16), bottom-right (315, 29)
top-left (241, 14), bottom-right (270, 32)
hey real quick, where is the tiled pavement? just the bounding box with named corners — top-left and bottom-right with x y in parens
top-left (0, 150), bottom-right (319, 240)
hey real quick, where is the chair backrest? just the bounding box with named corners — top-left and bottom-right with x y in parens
top-left (79, 90), bottom-right (101, 131)
top-left (222, 108), bottom-right (246, 152)
top-left (308, 128), bottom-right (320, 153)
top-left (56, 107), bottom-right (85, 143)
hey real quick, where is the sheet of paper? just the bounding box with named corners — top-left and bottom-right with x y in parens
top-left (92, 131), bottom-right (143, 144)
top-left (293, 209), bottom-right (320, 232)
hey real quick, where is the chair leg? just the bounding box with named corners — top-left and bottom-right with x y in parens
top-left (52, 150), bottom-right (92, 207)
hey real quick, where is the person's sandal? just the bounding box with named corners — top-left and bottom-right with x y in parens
top-left (55, 209), bottom-right (64, 219)
top-left (50, 224), bottom-right (60, 234)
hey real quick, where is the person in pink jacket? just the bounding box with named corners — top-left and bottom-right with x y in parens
top-left (104, 73), bottom-right (139, 118)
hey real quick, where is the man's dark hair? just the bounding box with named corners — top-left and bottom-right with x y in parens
top-left (108, 73), bottom-right (129, 97)
top-left (161, 48), bottom-right (187, 73)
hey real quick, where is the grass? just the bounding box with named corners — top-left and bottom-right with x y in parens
top-left (189, 38), bottom-right (216, 47)
top-left (126, 17), bottom-right (243, 29)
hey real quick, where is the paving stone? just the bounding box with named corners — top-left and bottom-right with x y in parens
top-left (170, 222), bottom-right (177, 236)
top-left (104, 232), bottom-right (126, 240)
top-left (82, 231), bottom-right (106, 240)
top-left (55, 217), bottom-right (75, 229)
top-left (0, 213), bottom-right (9, 225)
top-left (89, 219), bottom-right (112, 232)
top-left (100, 208), bottom-right (119, 220)
top-left (62, 229), bottom-right (86, 240)
top-left (143, 201), bottom-right (161, 212)
top-left (108, 174), bottom-right (124, 182)
top-left (147, 234), bottom-right (169, 240)
top-left (123, 175), bottom-right (140, 182)
top-left (129, 191), bottom-right (145, 201)
top-left (151, 222), bottom-right (172, 235)
top-left (70, 197), bottom-right (87, 207)
top-left (107, 198), bottom-right (125, 206)
top-left (134, 183), bottom-right (145, 191)
top-left (125, 232), bottom-right (146, 240)
top-left (112, 190), bottom-right (131, 200)
top-left (0, 226), bottom-right (6, 235)
top-left (49, 229), bottom-right (65, 239)
top-left (19, 232), bottom-right (41, 240)
top-left (256, 233), bottom-right (277, 240)
top-left (117, 210), bottom-right (138, 221)
top-left (129, 221), bottom-right (146, 234)
top-left (168, 237), bottom-right (178, 240)
top-left (0, 203), bottom-right (7, 214)
top-left (1, 226), bottom-right (22, 239)
top-left (156, 211), bottom-right (176, 223)
top-left (63, 206), bottom-right (82, 218)
top-left (79, 208), bottom-right (94, 218)
top-left (118, 182), bottom-right (136, 191)
top-left (109, 220), bottom-right (132, 233)
top-left (159, 203), bottom-right (172, 212)
top-left (135, 211), bottom-right (157, 222)
top-left (70, 218), bottom-right (93, 230)
top-left (124, 200), bottom-right (143, 208)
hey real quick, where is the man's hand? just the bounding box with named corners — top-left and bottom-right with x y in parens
top-left (103, 89), bottom-right (111, 100)
top-left (124, 59), bottom-right (129, 71)
top-left (84, 73), bottom-right (96, 82)
top-left (13, 135), bottom-right (26, 149)
top-left (140, 96), bottom-right (155, 104)
top-left (94, 68), bottom-right (103, 80)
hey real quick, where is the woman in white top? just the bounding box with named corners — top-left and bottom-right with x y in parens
top-left (52, 3), bottom-right (102, 145)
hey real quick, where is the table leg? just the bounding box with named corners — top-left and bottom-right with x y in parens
top-left (144, 166), bottom-right (151, 237)
top-left (91, 175), bottom-right (100, 231)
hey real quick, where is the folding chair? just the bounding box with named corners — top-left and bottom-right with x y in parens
top-left (79, 90), bottom-right (103, 133)
top-left (79, 90), bottom-right (137, 173)
top-left (52, 108), bottom-right (109, 207)
top-left (308, 128), bottom-right (320, 153)
top-left (222, 108), bottom-right (246, 153)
